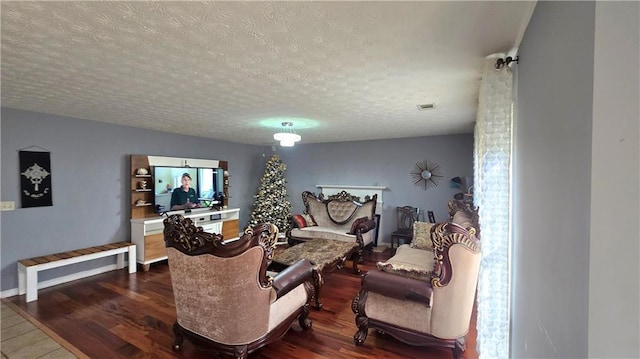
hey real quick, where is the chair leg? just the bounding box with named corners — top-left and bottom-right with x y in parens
top-left (452, 346), bottom-right (462, 359)
top-left (352, 252), bottom-right (361, 274)
top-left (172, 322), bottom-right (184, 351)
top-left (452, 337), bottom-right (466, 359)
top-left (234, 345), bottom-right (248, 359)
top-left (299, 304), bottom-right (313, 330)
top-left (312, 269), bottom-right (324, 310)
top-left (353, 314), bottom-right (369, 346)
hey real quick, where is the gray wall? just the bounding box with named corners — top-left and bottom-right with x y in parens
top-left (589, 2), bottom-right (640, 357)
top-left (1, 107), bottom-right (265, 291)
top-left (278, 134), bottom-right (474, 245)
top-left (1, 108), bottom-right (472, 292)
top-left (512, 2), bottom-right (594, 358)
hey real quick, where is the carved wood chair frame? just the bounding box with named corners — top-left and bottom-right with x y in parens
top-left (164, 215), bottom-right (316, 359)
top-left (351, 220), bottom-right (481, 359)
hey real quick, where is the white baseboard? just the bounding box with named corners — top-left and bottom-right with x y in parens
top-left (1, 261), bottom-right (131, 299)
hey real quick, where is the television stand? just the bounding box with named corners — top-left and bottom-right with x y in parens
top-left (130, 208), bottom-right (240, 271)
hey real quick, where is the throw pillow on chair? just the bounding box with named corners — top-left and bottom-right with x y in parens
top-left (292, 214), bottom-right (308, 228)
top-left (410, 221), bottom-right (435, 250)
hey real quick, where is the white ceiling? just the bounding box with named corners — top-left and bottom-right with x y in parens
top-left (1, 1), bottom-right (535, 145)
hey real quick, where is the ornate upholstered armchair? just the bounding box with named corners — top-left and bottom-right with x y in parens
top-left (352, 218), bottom-right (481, 359)
top-left (163, 214), bottom-right (319, 359)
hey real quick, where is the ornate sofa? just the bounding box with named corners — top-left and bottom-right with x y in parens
top-left (287, 191), bottom-right (378, 254)
top-left (351, 207), bottom-right (480, 359)
top-left (163, 214), bottom-right (319, 359)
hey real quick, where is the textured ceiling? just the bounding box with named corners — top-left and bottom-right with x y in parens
top-left (1, 1), bottom-right (535, 145)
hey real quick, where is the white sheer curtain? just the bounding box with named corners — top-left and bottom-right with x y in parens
top-left (474, 57), bottom-right (513, 359)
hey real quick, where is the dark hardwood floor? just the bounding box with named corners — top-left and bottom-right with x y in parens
top-left (8, 248), bottom-right (478, 359)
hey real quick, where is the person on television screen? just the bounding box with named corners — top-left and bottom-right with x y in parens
top-left (170, 173), bottom-right (201, 210)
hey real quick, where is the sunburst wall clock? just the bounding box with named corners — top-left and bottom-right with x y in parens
top-left (410, 159), bottom-right (443, 190)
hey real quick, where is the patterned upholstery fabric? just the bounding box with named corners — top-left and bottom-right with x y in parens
top-left (366, 292), bottom-right (432, 334)
top-left (167, 247), bottom-right (272, 344)
top-left (305, 199), bottom-right (333, 228)
top-left (377, 244), bottom-right (435, 282)
top-left (291, 227), bottom-right (375, 246)
top-left (291, 227), bottom-right (356, 240)
top-left (302, 213), bottom-right (317, 226)
top-left (164, 215), bottom-right (318, 357)
top-left (272, 238), bottom-right (357, 272)
top-left (410, 221), bottom-right (435, 250)
top-left (326, 201), bottom-right (359, 223)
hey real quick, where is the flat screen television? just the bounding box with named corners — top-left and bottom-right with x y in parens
top-left (197, 168), bottom-right (224, 204)
top-left (153, 166), bottom-right (224, 213)
top-left (153, 167), bottom-right (198, 213)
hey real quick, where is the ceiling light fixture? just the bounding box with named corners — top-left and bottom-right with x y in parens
top-left (273, 121), bottom-right (301, 147)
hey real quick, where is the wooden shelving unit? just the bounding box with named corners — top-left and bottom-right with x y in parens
top-left (129, 154), bottom-right (235, 271)
top-left (130, 155), bottom-right (154, 219)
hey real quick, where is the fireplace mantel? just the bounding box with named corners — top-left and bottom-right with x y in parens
top-left (315, 185), bottom-right (386, 191)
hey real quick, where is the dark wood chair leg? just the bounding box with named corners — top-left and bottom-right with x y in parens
top-left (299, 305), bottom-right (312, 330)
top-left (312, 268), bottom-right (323, 310)
top-left (172, 322), bottom-right (184, 351)
top-left (352, 252), bottom-right (360, 274)
top-left (234, 345), bottom-right (248, 359)
top-left (452, 336), bottom-right (466, 359)
top-left (353, 314), bottom-right (369, 346)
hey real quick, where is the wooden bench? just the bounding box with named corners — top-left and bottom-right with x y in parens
top-left (18, 242), bottom-right (137, 302)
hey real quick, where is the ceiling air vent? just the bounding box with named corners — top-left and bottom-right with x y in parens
top-left (417, 103), bottom-right (436, 111)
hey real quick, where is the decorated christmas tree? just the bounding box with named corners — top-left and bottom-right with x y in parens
top-left (249, 154), bottom-right (292, 234)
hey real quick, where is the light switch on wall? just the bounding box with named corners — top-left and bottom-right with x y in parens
top-left (1, 201), bottom-right (15, 211)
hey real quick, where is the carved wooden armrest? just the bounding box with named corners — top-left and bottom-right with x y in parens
top-left (361, 270), bottom-right (433, 306)
top-left (354, 219), bottom-right (377, 234)
top-left (273, 259), bottom-right (314, 300)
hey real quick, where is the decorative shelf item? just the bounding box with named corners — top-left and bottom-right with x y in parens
top-left (135, 199), bottom-right (152, 206)
top-left (136, 168), bottom-right (149, 175)
top-left (135, 174), bottom-right (152, 178)
top-left (138, 180), bottom-right (149, 189)
top-left (134, 188), bottom-right (153, 192)
top-left (410, 158), bottom-right (443, 190)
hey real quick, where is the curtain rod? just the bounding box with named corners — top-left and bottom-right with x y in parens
top-left (494, 56), bottom-right (519, 70)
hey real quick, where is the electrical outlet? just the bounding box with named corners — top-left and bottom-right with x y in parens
top-left (1, 201), bottom-right (15, 211)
